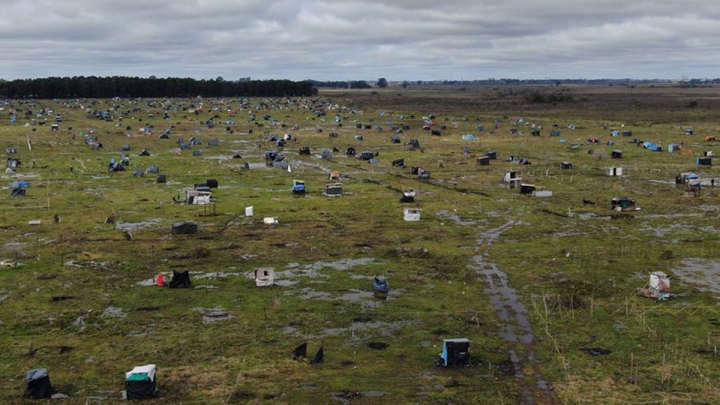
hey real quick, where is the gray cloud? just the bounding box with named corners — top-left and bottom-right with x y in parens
top-left (2, 0), bottom-right (719, 80)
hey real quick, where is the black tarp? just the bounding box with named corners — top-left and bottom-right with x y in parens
top-left (169, 270), bottom-right (191, 288)
top-left (172, 222), bottom-right (197, 234)
top-left (126, 380), bottom-right (158, 400)
top-left (293, 342), bottom-right (307, 360)
top-left (311, 346), bottom-right (324, 365)
top-left (25, 368), bottom-right (52, 399)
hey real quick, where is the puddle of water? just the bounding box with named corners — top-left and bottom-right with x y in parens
top-left (673, 258), bottom-right (720, 296)
top-left (115, 218), bottom-right (164, 231)
top-left (193, 271), bottom-right (243, 280)
top-left (101, 306), bottom-right (126, 318)
top-left (436, 210), bottom-right (479, 226)
top-left (192, 307), bottom-right (235, 323)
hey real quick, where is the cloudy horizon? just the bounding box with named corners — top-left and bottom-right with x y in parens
top-left (3, 0), bottom-right (719, 82)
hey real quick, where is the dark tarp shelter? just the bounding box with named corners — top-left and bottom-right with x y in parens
top-left (374, 277), bottom-right (389, 293)
top-left (439, 338), bottom-right (470, 367)
top-left (169, 270), bottom-right (191, 288)
top-left (293, 342), bottom-right (307, 360)
top-left (311, 346), bottom-right (324, 365)
top-left (25, 368), bottom-right (53, 399)
top-left (125, 364), bottom-right (159, 400)
top-left (172, 221), bottom-right (197, 234)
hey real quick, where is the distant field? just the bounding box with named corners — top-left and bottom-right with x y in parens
top-left (1, 85), bottom-right (719, 404)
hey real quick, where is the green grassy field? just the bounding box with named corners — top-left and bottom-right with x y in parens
top-left (1, 85), bottom-right (719, 404)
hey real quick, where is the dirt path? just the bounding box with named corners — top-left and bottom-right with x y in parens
top-left (472, 221), bottom-right (557, 405)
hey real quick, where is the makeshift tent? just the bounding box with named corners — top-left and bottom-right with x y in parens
top-left (293, 342), bottom-right (307, 360)
top-left (486, 151), bottom-right (497, 159)
top-left (325, 183), bottom-right (342, 197)
top-left (697, 157), bottom-right (712, 166)
top-left (169, 270), bottom-right (191, 288)
top-left (357, 151), bottom-right (375, 161)
top-left (292, 180), bottom-right (306, 195)
top-left (373, 277), bottom-right (389, 293)
top-left (9, 180), bottom-right (29, 189)
top-left (11, 188), bottom-right (26, 197)
top-left (254, 268), bottom-right (275, 287)
top-left (439, 338), bottom-right (470, 367)
top-left (520, 184), bottom-right (537, 195)
top-left (5, 158), bottom-right (21, 169)
top-left (404, 208), bottom-right (421, 221)
top-left (611, 197), bottom-right (637, 211)
top-left (172, 221), bottom-right (197, 234)
top-left (676, 172), bottom-right (699, 185)
top-left (392, 158), bottom-right (405, 167)
top-left (400, 189), bottom-right (415, 203)
top-left (25, 368), bottom-right (53, 399)
top-left (206, 179), bottom-right (218, 188)
top-left (611, 150), bottom-right (623, 159)
top-left (477, 156), bottom-right (490, 166)
top-left (561, 162), bottom-right (572, 169)
top-left (311, 346), bottom-right (324, 365)
top-left (638, 272), bottom-right (671, 300)
top-left (125, 364), bottom-right (159, 400)
top-left (606, 166), bottom-right (623, 176)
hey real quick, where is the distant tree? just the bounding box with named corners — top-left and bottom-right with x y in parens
top-left (350, 80), bottom-right (371, 89)
top-left (402, 81), bottom-right (409, 88)
top-left (377, 78), bottom-right (388, 88)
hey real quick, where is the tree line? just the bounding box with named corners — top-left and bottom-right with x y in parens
top-left (0, 76), bottom-right (315, 98)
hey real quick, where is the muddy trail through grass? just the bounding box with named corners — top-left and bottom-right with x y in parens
top-left (472, 221), bottom-right (558, 405)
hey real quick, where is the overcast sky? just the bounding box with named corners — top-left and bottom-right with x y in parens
top-left (3, 0), bottom-right (719, 81)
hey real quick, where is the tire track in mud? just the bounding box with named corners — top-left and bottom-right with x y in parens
top-left (472, 221), bottom-right (557, 405)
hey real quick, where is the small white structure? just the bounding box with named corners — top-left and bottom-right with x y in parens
top-left (606, 166), bottom-right (623, 177)
top-left (403, 208), bottom-right (421, 221)
top-left (245, 206), bottom-right (254, 217)
top-left (186, 189), bottom-right (211, 205)
top-left (504, 171), bottom-right (522, 188)
top-left (637, 271), bottom-right (671, 300)
top-left (263, 217), bottom-right (279, 225)
top-left (254, 268), bottom-right (275, 287)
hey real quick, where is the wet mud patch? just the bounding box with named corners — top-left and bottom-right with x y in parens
top-left (115, 218), bottom-right (164, 231)
top-left (673, 258), bottom-right (720, 296)
top-left (101, 306), bottom-right (126, 318)
top-left (192, 307), bottom-right (234, 323)
top-left (436, 209), bottom-right (482, 226)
